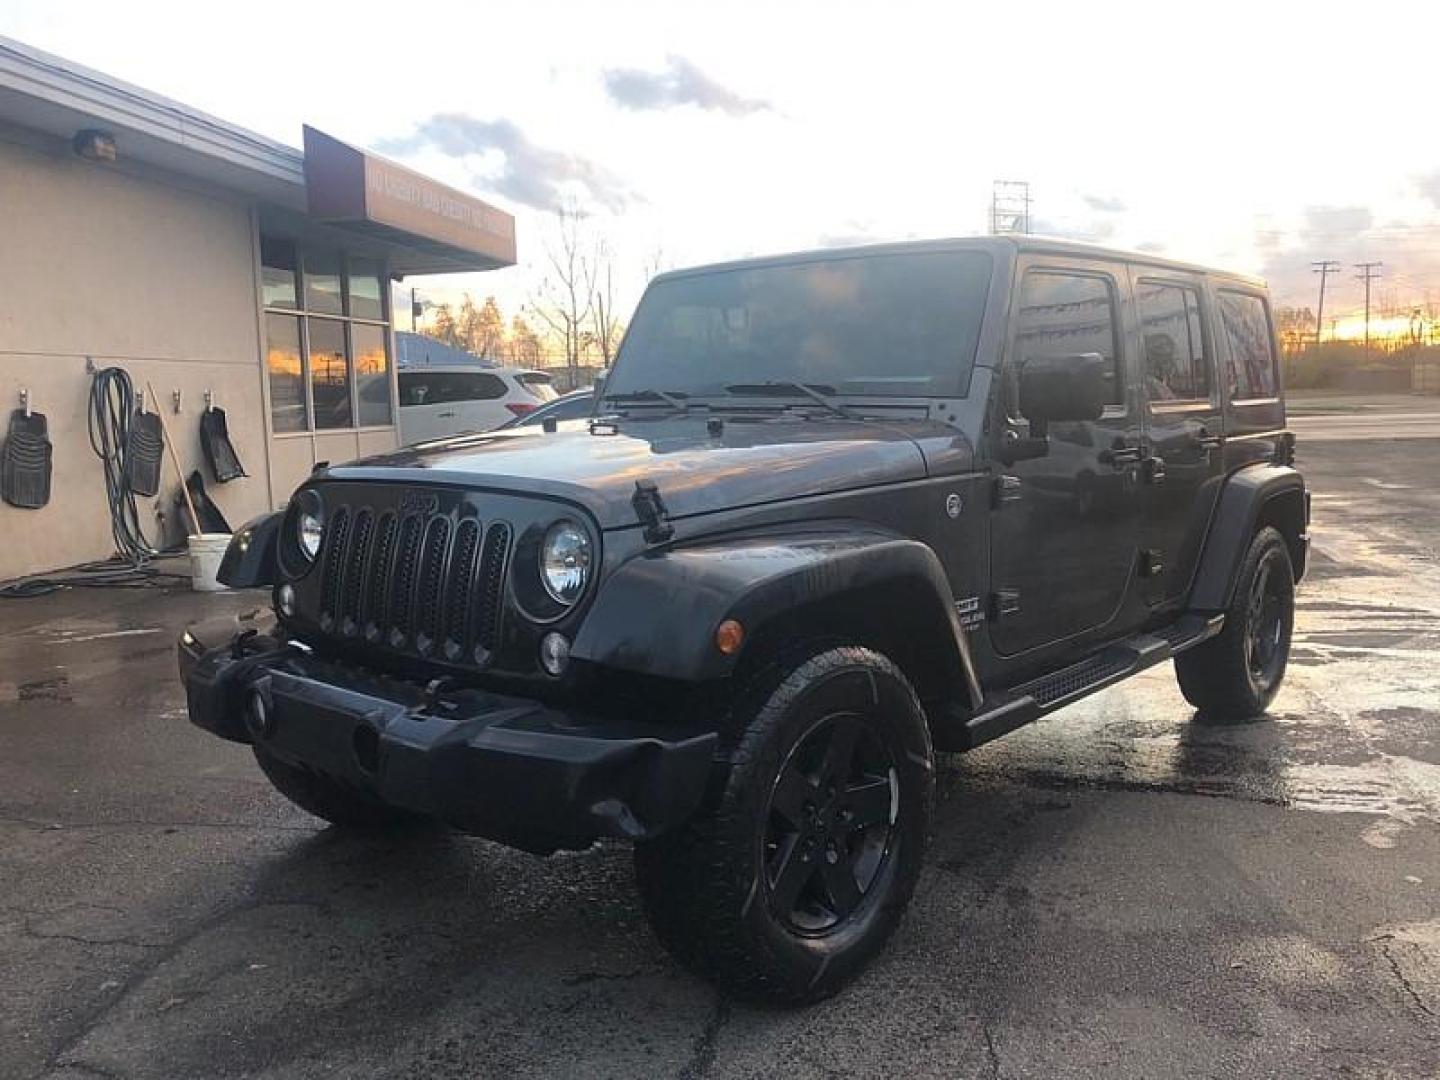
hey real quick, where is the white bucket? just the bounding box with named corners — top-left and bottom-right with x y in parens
top-left (187, 533), bottom-right (231, 592)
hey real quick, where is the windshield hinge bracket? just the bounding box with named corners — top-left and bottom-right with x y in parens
top-left (632, 480), bottom-right (675, 545)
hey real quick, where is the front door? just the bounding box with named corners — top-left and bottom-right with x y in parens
top-left (988, 260), bottom-right (1146, 657)
top-left (1132, 272), bottom-right (1226, 607)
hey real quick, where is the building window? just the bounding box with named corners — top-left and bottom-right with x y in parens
top-left (260, 236), bottom-right (393, 431)
top-left (1218, 291), bottom-right (1278, 401)
top-left (1137, 282), bottom-right (1210, 402)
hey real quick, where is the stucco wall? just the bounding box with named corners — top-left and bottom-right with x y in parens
top-left (0, 134), bottom-right (271, 580)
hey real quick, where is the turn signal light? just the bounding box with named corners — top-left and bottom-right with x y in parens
top-left (715, 619), bottom-right (744, 656)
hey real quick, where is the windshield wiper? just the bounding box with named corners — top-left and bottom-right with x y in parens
top-left (602, 388), bottom-right (691, 412)
top-left (723, 381), bottom-right (858, 420)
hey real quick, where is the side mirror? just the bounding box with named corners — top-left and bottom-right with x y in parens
top-left (1019, 353), bottom-right (1108, 427)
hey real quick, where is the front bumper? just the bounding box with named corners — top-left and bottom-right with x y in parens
top-left (179, 618), bottom-right (717, 853)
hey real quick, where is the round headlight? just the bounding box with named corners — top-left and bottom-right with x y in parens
top-left (540, 520), bottom-right (592, 605)
top-left (295, 491), bottom-right (323, 562)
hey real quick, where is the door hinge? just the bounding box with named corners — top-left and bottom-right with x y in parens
top-left (992, 588), bottom-right (1021, 620)
top-left (992, 475), bottom-right (1023, 507)
top-left (1140, 549), bottom-right (1165, 577)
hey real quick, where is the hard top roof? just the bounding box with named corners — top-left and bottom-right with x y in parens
top-left (652, 235), bottom-right (1267, 290)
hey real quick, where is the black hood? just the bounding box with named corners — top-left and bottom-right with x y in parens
top-left (326, 415), bottom-right (959, 530)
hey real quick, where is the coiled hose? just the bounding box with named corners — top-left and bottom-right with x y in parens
top-left (0, 366), bottom-right (182, 597)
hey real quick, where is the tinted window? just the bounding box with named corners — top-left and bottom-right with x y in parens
top-left (609, 251), bottom-right (992, 399)
top-left (1218, 292), bottom-right (1277, 400)
top-left (352, 323), bottom-right (392, 425)
top-left (348, 257), bottom-right (385, 321)
top-left (308, 318), bottom-right (352, 429)
top-left (261, 237), bottom-right (298, 310)
top-left (266, 313), bottom-right (306, 432)
top-left (398, 371), bottom-right (507, 405)
top-left (1136, 282), bottom-right (1209, 402)
top-left (1015, 271), bottom-right (1122, 405)
top-left (304, 250), bottom-right (344, 316)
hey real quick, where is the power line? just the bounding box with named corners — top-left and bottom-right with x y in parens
top-left (1354, 261), bottom-right (1383, 361)
top-left (1311, 260), bottom-right (1340, 346)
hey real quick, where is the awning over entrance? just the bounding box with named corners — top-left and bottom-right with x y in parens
top-left (303, 126), bottom-right (516, 276)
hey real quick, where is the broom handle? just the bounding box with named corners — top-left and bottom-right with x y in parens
top-left (146, 380), bottom-right (202, 537)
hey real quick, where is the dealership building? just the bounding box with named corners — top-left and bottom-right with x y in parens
top-left (0, 36), bottom-right (515, 581)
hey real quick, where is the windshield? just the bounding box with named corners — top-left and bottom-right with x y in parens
top-left (607, 250), bottom-right (991, 401)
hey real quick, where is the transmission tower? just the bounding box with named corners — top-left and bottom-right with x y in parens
top-left (991, 180), bottom-right (1031, 235)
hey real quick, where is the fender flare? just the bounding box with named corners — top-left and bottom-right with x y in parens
top-left (1188, 464), bottom-right (1307, 611)
top-left (218, 511), bottom-right (284, 588)
top-left (571, 526), bottom-right (982, 707)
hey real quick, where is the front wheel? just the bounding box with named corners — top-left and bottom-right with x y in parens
top-left (1175, 526), bottom-right (1295, 720)
top-left (634, 646), bottom-right (934, 1005)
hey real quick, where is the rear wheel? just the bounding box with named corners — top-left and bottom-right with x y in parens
top-left (634, 646), bottom-right (933, 1005)
top-left (1175, 526), bottom-right (1295, 720)
top-left (253, 746), bottom-right (426, 829)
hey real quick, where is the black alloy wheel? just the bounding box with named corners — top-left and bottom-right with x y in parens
top-left (634, 646), bottom-right (933, 1005)
top-left (764, 713), bottom-right (897, 934)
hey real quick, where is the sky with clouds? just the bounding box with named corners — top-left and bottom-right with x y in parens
top-left (6, 0), bottom-right (1440, 330)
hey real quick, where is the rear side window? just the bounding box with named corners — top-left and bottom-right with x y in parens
top-left (1015, 271), bottom-right (1122, 406)
top-left (1218, 292), bottom-right (1278, 401)
top-left (1136, 282), bottom-right (1209, 402)
top-left (398, 371), bottom-right (508, 405)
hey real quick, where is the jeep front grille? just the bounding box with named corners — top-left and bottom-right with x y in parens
top-left (314, 498), bottom-right (511, 664)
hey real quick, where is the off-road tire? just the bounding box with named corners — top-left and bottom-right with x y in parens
top-left (1175, 526), bottom-right (1295, 721)
top-left (634, 646), bottom-right (934, 1006)
top-left (253, 746), bottom-right (426, 829)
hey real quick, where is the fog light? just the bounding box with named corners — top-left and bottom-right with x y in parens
top-left (539, 632), bottom-right (570, 676)
top-left (277, 583), bottom-right (295, 617)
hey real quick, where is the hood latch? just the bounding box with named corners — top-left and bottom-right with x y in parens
top-left (632, 479), bottom-right (675, 546)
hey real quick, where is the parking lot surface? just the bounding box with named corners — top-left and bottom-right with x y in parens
top-left (2, 431), bottom-right (1438, 1079)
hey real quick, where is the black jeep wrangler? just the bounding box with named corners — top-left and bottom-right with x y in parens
top-left (180, 237), bottom-right (1307, 1004)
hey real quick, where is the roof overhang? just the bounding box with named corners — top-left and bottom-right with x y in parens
top-left (303, 126), bottom-right (516, 275)
top-left (0, 36), bottom-right (516, 277)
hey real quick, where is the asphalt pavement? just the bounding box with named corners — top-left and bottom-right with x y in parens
top-left (2, 411), bottom-right (1438, 1079)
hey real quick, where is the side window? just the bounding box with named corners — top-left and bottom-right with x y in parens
top-left (1136, 282), bottom-right (1210, 402)
top-left (398, 373), bottom-right (432, 406)
top-left (1015, 271), bottom-right (1123, 407)
top-left (457, 373), bottom-right (508, 401)
top-left (1218, 291), bottom-right (1278, 400)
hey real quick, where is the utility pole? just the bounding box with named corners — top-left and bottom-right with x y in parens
top-left (1311, 260), bottom-right (1340, 348)
top-left (1355, 262), bottom-right (1383, 362)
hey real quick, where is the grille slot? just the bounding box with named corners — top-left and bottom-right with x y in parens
top-left (311, 493), bottom-right (512, 666)
top-left (444, 518), bottom-right (482, 660)
top-left (339, 509), bottom-right (373, 635)
top-left (319, 507), bottom-right (351, 630)
top-left (475, 522), bottom-right (511, 656)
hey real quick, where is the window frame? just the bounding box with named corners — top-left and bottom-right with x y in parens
top-left (1008, 265), bottom-right (1128, 422)
top-left (1216, 288), bottom-right (1280, 406)
top-left (260, 235), bottom-right (395, 437)
top-left (1134, 276), bottom-right (1216, 413)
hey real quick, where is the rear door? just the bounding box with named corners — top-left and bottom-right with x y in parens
top-left (1131, 271), bottom-right (1226, 607)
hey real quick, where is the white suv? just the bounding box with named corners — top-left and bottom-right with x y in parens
top-left (397, 365), bottom-right (558, 443)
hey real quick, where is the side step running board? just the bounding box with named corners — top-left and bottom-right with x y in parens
top-left (938, 613), bottom-right (1224, 752)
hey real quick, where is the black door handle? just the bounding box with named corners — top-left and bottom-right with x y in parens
top-left (1195, 427), bottom-right (1223, 450)
top-left (1101, 445), bottom-right (1143, 467)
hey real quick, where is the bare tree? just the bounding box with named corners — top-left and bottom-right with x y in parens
top-left (529, 199), bottom-right (597, 384)
top-left (590, 239), bottom-right (624, 369)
